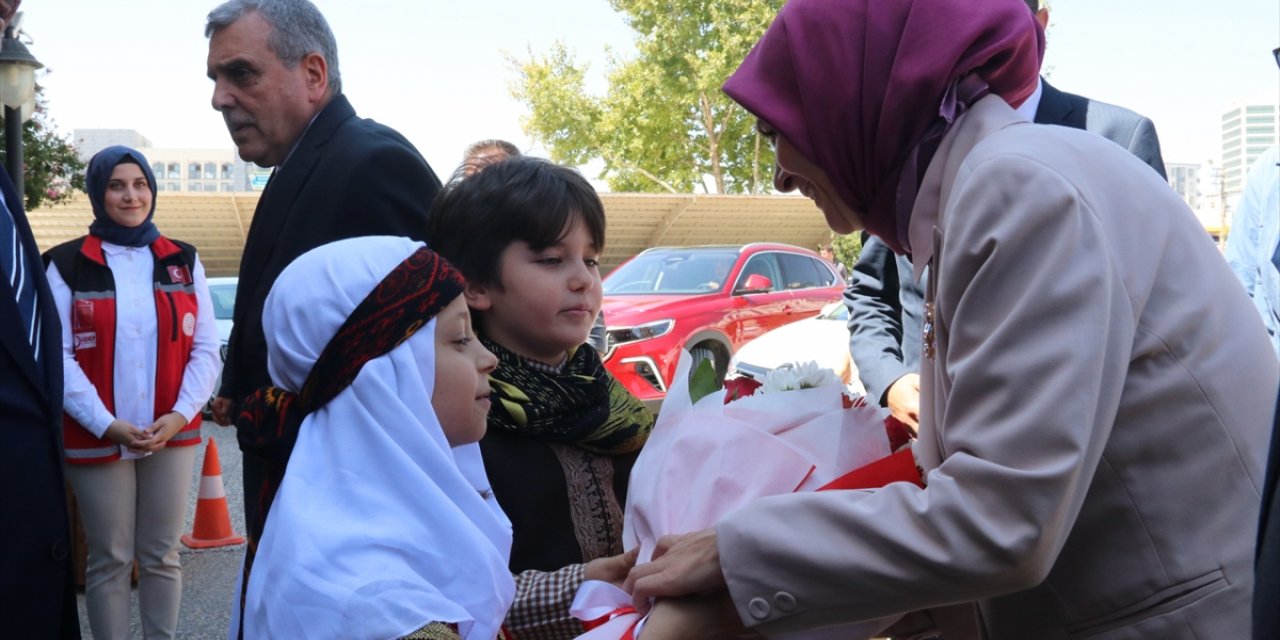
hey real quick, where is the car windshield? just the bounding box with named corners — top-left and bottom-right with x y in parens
top-left (209, 284), bottom-right (236, 320)
top-left (604, 250), bottom-right (740, 295)
top-left (822, 303), bottom-right (849, 321)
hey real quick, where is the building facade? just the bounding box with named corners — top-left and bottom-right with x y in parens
top-left (72, 128), bottom-right (268, 193)
top-left (74, 129), bottom-right (152, 159)
top-left (1220, 102), bottom-right (1279, 210)
top-left (1166, 162), bottom-right (1201, 213)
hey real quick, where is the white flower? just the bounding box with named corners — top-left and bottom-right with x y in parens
top-left (760, 361), bottom-right (842, 394)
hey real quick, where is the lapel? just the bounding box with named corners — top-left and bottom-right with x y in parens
top-left (907, 97), bottom-right (1028, 472)
top-left (0, 168), bottom-right (56, 401)
top-left (236, 95), bottom-right (357, 315)
top-left (1033, 79), bottom-right (1084, 129)
top-left (908, 95), bottom-right (1027, 281)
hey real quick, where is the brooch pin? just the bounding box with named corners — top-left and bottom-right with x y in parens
top-left (923, 302), bottom-right (936, 361)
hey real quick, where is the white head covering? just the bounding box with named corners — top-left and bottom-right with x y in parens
top-left (240, 236), bottom-right (514, 640)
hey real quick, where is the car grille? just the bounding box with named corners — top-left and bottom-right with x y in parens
top-left (635, 361), bottom-right (665, 392)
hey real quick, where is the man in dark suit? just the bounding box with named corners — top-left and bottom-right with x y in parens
top-left (846, 0), bottom-right (1167, 426)
top-left (0, 1), bottom-right (80, 635)
top-left (1260, 385), bottom-right (1280, 639)
top-left (204, 0), bottom-right (440, 536)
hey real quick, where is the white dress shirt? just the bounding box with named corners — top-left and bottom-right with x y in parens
top-left (1012, 76), bottom-right (1042, 122)
top-left (47, 240), bottom-right (221, 459)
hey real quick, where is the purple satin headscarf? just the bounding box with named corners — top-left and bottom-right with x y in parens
top-left (724, 0), bottom-right (1044, 254)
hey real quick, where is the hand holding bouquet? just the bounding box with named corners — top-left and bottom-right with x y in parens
top-left (571, 353), bottom-right (922, 639)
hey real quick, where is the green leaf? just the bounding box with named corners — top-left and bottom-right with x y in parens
top-left (687, 357), bottom-right (722, 405)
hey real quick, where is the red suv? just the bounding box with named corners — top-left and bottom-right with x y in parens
top-left (602, 243), bottom-right (845, 410)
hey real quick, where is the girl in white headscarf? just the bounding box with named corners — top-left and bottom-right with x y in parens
top-left (233, 236), bottom-right (515, 640)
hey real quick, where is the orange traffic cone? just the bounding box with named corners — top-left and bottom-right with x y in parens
top-left (181, 438), bottom-right (246, 549)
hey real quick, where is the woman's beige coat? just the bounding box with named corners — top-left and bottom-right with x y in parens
top-left (718, 96), bottom-right (1277, 639)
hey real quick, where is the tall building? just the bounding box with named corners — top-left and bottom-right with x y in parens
top-left (1220, 101), bottom-right (1279, 210)
top-left (1165, 162), bottom-right (1200, 213)
top-left (73, 129), bottom-right (151, 159)
top-left (141, 148), bottom-right (257, 193)
top-left (71, 128), bottom-right (264, 192)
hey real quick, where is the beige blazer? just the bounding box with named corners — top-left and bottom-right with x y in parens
top-left (718, 96), bottom-right (1277, 639)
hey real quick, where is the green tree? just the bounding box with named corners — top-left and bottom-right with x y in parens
top-left (510, 0), bottom-right (783, 194)
top-left (824, 232), bottom-right (865, 277)
top-left (830, 232), bottom-right (863, 269)
top-left (0, 80), bottom-right (86, 211)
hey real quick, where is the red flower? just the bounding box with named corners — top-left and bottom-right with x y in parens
top-left (841, 393), bottom-right (868, 409)
top-left (722, 376), bottom-right (763, 403)
top-left (884, 415), bottom-right (915, 452)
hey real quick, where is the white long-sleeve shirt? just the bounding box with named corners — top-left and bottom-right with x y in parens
top-left (47, 240), bottom-right (222, 459)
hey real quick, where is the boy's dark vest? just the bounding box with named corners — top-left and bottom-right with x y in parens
top-left (46, 235), bottom-right (203, 464)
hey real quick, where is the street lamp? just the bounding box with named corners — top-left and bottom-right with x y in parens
top-left (0, 12), bottom-right (42, 205)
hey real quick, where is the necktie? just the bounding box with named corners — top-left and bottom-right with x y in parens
top-left (0, 193), bottom-right (41, 365)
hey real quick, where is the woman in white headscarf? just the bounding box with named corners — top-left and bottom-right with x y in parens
top-left (232, 236), bottom-right (515, 640)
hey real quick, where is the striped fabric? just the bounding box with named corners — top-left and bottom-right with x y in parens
top-left (0, 194), bottom-right (40, 365)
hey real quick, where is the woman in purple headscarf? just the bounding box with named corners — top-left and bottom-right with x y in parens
top-left (625, 0), bottom-right (1275, 638)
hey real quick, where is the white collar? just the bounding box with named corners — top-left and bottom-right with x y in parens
top-left (1014, 77), bottom-right (1044, 122)
top-left (99, 240), bottom-right (149, 256)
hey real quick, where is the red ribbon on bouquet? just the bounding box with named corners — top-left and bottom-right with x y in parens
top-left (818, 447), bottom-right (924, 491)
top-left (574, 582), bottom-right (643, 640)
top-left (729, 378), bottom-right (925, 492)
top-left (581, 605), bottom-right (638, 632)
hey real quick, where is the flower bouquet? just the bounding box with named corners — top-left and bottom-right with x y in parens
top-left (571, 352), bottom-right (922, 639)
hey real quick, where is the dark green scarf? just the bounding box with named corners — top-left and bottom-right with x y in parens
top-left (480, 335), bottom-right (653, 455)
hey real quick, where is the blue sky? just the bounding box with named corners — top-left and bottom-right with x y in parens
top-left (26, 0), bottom-right (1280, 182)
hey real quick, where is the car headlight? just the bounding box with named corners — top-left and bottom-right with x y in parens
top-left (606, 319), bottom-right (674, 346)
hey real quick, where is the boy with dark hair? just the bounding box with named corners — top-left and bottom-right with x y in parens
top-left (427, 157), bottom-right (652, 639)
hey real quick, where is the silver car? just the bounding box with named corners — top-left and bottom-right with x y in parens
top-left (204, 277), bottom-right (237, 417)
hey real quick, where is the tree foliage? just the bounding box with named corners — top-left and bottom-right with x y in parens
top-left (510, 0), bottom-right (784, 194)
top-left (830, 232), bottom-right (863, 271)
top-left (0, 80), bottom-right (85, 211)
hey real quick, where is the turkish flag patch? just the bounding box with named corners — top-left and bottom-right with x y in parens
top-left (167, 265), bottom-right (192, 284)
top-left (73, 299), bottom-right (94, 331)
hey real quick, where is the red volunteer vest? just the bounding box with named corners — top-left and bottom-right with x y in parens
top-left (47, 235), bottom-right (203, 464)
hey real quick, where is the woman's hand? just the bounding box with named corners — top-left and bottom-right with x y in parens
top-left (132, 412), bottom-right (188, 453)
top-left (104, 419), bottom-right (150, 454)
top-left (885, 373), bottom-right (921, 430)
top-left (584, 547), bottom-right (640, 589)
top-left (625, 528), bottom-right (727, 612)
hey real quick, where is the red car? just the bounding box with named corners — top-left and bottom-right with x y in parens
top-left (602, 243), bottom-right (845, 410)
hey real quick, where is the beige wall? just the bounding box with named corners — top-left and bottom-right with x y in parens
top-left (31, 192), bottom-right (838, 277)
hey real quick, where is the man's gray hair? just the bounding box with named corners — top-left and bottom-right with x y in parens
top-left (206, 0), bottom-right (342, 95)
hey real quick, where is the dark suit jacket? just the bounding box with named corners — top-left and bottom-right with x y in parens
top-left (0, 169), bottom-right (80, 638)
top-left (1257, 386), bottom-right (1280, 639)
top-left (222, 95), bottom-right (439, 535)
top-left (846, 79), bottom-right (1167, 404)
top-left (221, 94), bottom-right (440, 402)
